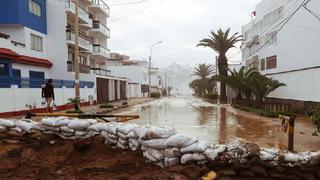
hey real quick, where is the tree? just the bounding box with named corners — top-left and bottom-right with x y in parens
top-left (197, 28), bottom-right (242, 103)
top-left (193, 63), bottom-right (214, 96)
top-left (189, 79), bottom-right (202, 96)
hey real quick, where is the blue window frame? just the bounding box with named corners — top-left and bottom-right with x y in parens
top-left (0, 62), bottom-right (9, 77)
top-left (29, 70), bottom-right (45, 88)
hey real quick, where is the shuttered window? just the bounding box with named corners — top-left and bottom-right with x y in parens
top-left (29, 0), bottom-right (41, 17)
top-left (30, 33), bottom-right (43, 52)
top-left (266, 56), bottom-right (277, 69)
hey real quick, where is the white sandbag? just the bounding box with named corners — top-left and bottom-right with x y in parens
top-left (108, 133), bottom-right (118, 139)
top-left (133, 126), bottom-right (149, 138)
top-left (86, 119), bottom-right (98, 124)
top-left (100, 131), bottom-right (108, 139)
top-left (15, 120), bottom-right (36, 133)
top-left (118, 131), bottom-right (137, 139)
top-left (11, 127), bottom-right (23, 133)
top-left (32, 124), bottom-right (45, 131)
top-left (107, 137), bottom-right (118, 144)
top-left (87, 123), bottom-right (102, 132)
top-left (41, 117), bottom-right (65, 126)
top-left (76, 134), bottom-right (91, 139)
top-left (107, 123), bottom-right (120, 134)
top-left (68, 120), bottom-right (91, 130)
top-left (0, 125), bottom-right (7, 132)
top-left (118, 138), bottom-right (129, 145)
top-left (145, 148), bottom-right (164, 161)
top-left (41, 125), bottom-right (60, 132)
top-left (117, 131), bottom-right (128, 139)
top-left (74, 131), bottom-right (88, 136)
top-left (140, 139), bottom-right (168, 150)
top-left (180, 141), bottom-right (209, 154)
top-left (117, 141), bottom-right (129, 149)
top-left (0, 119), bottom-right (15, 128)
top-left (145, 126), bottom-right (177, 139)
top-left (60, 126), bottom-right (74, 133)
top-left (164, 148), bottom-right (181, 158)
top-left (166, 134), bottom-right (198, 148)
top-left (204, 145), bottom-right (226, 161)
top-left (129, 138), bottom-right (140, 151)
top-left (143, 151), bottom-right (158, 162)
top-left (118, 123), bottom-right (138, 134)
top-left (56, 119), bottom-right (72, 126)
top-left (260, 148), bottom-right (279, 161)
top-left (181, 153), bottom-right (206, 164)
top-left (96, 123), bottom-right (111, 131)
top-left (61, 132), bottom-right (73, 137)
top-left (164, 158), bottom-right (180, 167)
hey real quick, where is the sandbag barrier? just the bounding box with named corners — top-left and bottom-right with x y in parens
top-left (0, 118), bottom-right (320, 171)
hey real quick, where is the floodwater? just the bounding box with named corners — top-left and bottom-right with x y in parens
top-left (126, 97), bottom-right (320, 152)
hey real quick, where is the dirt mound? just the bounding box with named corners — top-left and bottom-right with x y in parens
top-left (0, 136), bottom-right (209, 179)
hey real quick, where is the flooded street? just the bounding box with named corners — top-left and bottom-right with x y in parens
top-left (125, 97), bottom-right (320, 151)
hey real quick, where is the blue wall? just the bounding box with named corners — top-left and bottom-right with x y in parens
top-left (0, 0), bottom-right (47, 34)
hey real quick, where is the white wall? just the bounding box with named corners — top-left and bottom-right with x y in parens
top-left (108, 66), bottom-right (148, 85)
top-left (0, 86), bottom-right (95, 113)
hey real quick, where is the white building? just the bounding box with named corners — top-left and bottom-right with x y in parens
top-left (241, 0), bottom-right (320, 111)
top-left (0, 0), bottom-right (127, 116)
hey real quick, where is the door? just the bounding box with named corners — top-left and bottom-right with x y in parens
top-left (96, 78), bottom-right (109, 104)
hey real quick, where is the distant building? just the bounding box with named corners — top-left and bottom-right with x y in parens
top-left (0, 0), bottom-right (127, 116)
top-left (241, 0), bottom-right (320, 111)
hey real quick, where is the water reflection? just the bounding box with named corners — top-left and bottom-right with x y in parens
top-left (127, 97), bottom-right (320, 151)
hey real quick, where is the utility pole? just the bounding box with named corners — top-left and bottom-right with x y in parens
top-left (148, 41), bottom-right (162, 98)
top-left (74, 0), bottom-right (80, 104)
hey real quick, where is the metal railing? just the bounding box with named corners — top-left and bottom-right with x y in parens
top-left (92, 20), bottom-right (110, 37)
top-left (91, 0), bottom-right (110, 16)
top-left (92, 44), bottom-right (109, 57)
top-left (90, 67), bottom-right (111, 76)
top-left (66, 31), bottom-right (91, 50)
top-left (65, 0), bottom-right (90, 24)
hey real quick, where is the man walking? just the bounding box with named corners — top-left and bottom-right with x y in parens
top-left (42, 79), bottom-right (55, 113)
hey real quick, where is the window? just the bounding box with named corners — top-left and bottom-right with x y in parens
top-left (260, 59), bottom-right (265, 71)
top-left (12, 69), bottom-right (21, 77)
top-left (29, 71), bottom-right (45, 79)
top-left (30, 34), bottom-right (43, 52)
top-left (0, 63), bottom-right (9, 76)
top-left (80, 56), bottom-right (87, 65)
top-left (68, 52), bottom-right (74, 62)
top-left (266, 56), bottom-right (277, 69)
top-left (29, 0), bottom-right (41, 17)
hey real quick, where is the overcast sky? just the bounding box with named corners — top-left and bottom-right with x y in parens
top-left (107, 0), bottom-right (261, 68)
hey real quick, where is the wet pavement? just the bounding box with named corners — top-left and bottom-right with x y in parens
top-left (125, 97), bottom-right (320, 152)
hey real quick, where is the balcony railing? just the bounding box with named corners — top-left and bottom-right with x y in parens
top-left (67, 62), bottom-right (91, 74)
top-left (65, 0), bottom-right (90, 24)
top-left (91, 0), bottom-right (110, 16)
top-left (92, 44), bottom-right (109, 57)
top-left (91, 67), bottom-right (111, 76)
top-left (92, 20), bottom-right (110, 37)
top-left (66, 31), bottom-right (91, 50)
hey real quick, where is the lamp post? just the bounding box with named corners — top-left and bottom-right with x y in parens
top-left (148, 41), bottom-right (162, 98)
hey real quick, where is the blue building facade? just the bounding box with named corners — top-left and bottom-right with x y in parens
top-left (0, 0), bottom-right (47, 34)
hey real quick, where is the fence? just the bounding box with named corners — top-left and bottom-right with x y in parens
top-left (0, 76), bottom-right (94, 89)
top-left (232, 99), bottom-right (292, 113)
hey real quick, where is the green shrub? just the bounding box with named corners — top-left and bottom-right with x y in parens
top-left (232, 104), bottom-right (295, 118)
top-left (205, 93), bottom-right (218, 99)
top-left (99, 103), bottom-right (114, 109)
top-left (310, 104), bottom-right (320, 132)
top-left (151, 92), bottom-right (161, 98)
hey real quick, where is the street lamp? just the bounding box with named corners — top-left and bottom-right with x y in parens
top-left (148, 41), bottom-right (162, 98)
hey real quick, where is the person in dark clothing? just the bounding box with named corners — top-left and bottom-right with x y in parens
top-left (42, 79), bottom-right (55, 113)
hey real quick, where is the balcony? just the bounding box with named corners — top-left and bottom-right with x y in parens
top-left (89, 0), bottom-right (110, 17)
top-left (66, 31), bottom-right (92, 52)
top-left (65, 0), bottom-right (91, 25)
top-left (88, 20), bottom-right (110, 38)
top-left (67, 61), bottom-right (91, 74)
top-left (91, 67), bottom-right (111, 76)
top-left (92, 44), bottom-right (110, 57)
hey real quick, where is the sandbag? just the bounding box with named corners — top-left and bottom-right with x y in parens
top-left (56, 119), bottom-right (72, 127)
top-left (180, 141), bottom-right (209, 153)
top-left (60, 126), bottom-right (74, 133)
top-left (41, 125), bottom-right (60, 132)
top-left (145, 126), bottom-right (177, 139)
top-left (143, 151), bottom-right (158, 162)
top-left (68, 120), bottom-right (91, 130)
top-left (145, 148), bottom-right (164, 161)
top-left (133, 126), bottom-right (149, 138)
top-left (0, 125), bottom-right (7, 132)
top-left (166, 134), bottom-right (198, 148)
top-left (118, 138), bottom-right (129, 145)
top-left (129, 138), bottom-right (140, 151)
top-left (140, 139), bottom-right (168, 150)
top-left (181, 153), bottom-right (206, 164)
top-left (154, 161), bottom-right (165, 168)
top-left (164, 148), bottom-right (181, 158)
top-left (164, 157), bottom-right (180, 167)
top-left (117, 123), bottom-right (138, 134)
top-left (15, 120), bottom-right (37, 133)
top-left (117, 141), bottom-right (129, 149)
top-left (107, 123), bottom-right (120, 134)
top-left (87, 123), bottom-right (103, 132)
top-left (74, 131), bottom-right (88, 137)
top-left (41, 117), bottom-right (65, 126)
top-left (11, 127), bottom-right (23, 133)
top-left (204, 145), bottom-right (226, 161)
top-left (0, 119), bottom-right (15, 128)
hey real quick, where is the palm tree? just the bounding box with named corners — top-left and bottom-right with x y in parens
top-left (250, 74), bottom-right (286, 103)
top-left (193, 63), bottom-right (214, 96)
top-left (220, 67), bottom-right (259, 100)
top-left (197, 28), bottom-right (243, 103)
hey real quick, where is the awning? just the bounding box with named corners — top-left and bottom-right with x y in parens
top-left (0, 48), bottom-right (53, 68)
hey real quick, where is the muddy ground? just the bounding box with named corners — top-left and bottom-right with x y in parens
top-left (0, 136), bottom-right (209, 180)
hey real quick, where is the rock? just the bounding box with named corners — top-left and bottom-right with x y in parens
top-left (249, 165), bottom-right (267, 177)
top-left (238, 170), bottom-right (255, 177)
top-left (217, 169), bottom-right (236, 176)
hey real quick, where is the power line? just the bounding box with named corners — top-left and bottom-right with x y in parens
top-left (303, 0), bottom-right (320, 22)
